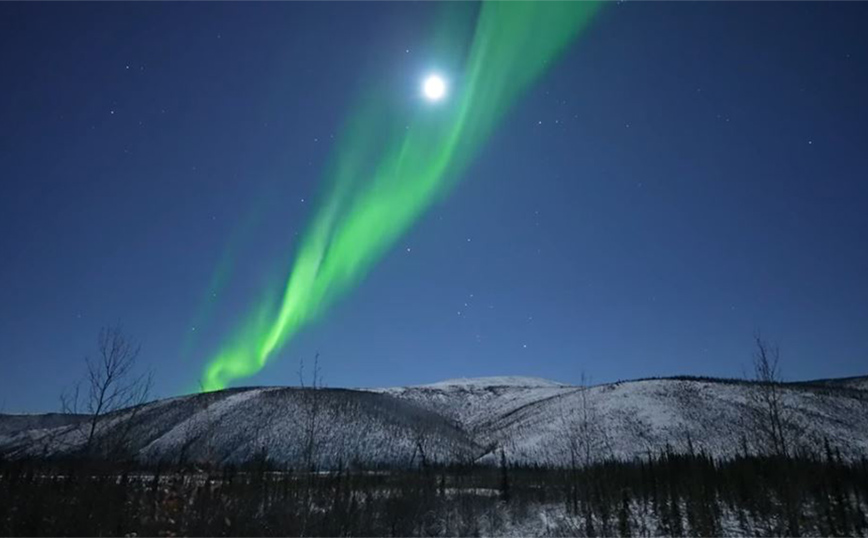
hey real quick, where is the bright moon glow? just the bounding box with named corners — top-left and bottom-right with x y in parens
top-left (423, 74), bottom-right (446, 101)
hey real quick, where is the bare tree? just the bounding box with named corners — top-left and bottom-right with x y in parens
top-left (747, 334), bottom-right (791, 457)
top-left (561, 372), bottom-right (608, 469)
top-left (298, 351), bottom-right (324, 472)
top-left (560, 372), bottom-right (610, 518)
top-left (61, 324), bottom-right (153, 456)
top-left (297, 351), bottom-right (324, 538)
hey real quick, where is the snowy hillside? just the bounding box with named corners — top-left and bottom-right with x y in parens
top-left (376, 377), bottom-right (577, 434)
top-left (474, 378), bottom-right (868, 464)
top-left (801, 375), bottom-right (868, 392)
top-left (414, 376), bottom-right (568, 389)
top-left (0, 387), bottom-right (479, 467)
top-left (1, 375), bottom-right (866, 467)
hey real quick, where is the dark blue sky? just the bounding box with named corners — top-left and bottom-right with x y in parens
top-left (2, 2), bottom-right (866, 412)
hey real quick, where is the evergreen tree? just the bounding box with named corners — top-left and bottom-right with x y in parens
top-left (669, 480), bottom-right (684, 537)
top-left (618, 489), bottom-right (632, 537)
top-left (499, 449), bottom-right (510, 504)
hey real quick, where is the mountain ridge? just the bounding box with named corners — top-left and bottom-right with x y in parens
top-left (1, 374), bottom-right (866, 467)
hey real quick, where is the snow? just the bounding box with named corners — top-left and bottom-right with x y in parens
top-left (2, 375), bottom-right (867, 467)
top-left (414, 376), bottom-right (569, 389)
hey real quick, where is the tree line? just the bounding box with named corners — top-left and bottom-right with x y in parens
top-left (1, 447), bottom-right (866, 536)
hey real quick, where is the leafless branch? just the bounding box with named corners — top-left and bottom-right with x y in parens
top-left (747, 332), bottom-right (791, 457)
top-left (60, 324), bottom-right (153, 458)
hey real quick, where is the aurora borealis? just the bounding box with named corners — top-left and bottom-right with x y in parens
top-left (201, 2), bottom-right (600, 391)
top-left (3, 0), bottom-right (868, 411)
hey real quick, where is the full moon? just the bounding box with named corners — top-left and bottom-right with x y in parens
top-left (422, 74), bottom-right (447, 101)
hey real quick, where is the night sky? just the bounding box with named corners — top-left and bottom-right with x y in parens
top-left (2, 2), bottom-right (867, 412)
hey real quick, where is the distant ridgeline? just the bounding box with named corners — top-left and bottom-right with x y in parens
top-left (1, 375), bottom-right (866, 468)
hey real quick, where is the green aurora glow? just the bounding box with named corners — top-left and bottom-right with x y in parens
top-left (200, 1), bottom-right (600, 391)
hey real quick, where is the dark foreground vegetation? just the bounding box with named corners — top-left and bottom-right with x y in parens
top-left (2, 447), bottom-right (867, 537)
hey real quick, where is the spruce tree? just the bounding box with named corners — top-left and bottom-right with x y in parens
top-left (618, 489), bottom-right (632, 537)
top-left (499, 449), bottom-right (510, 504)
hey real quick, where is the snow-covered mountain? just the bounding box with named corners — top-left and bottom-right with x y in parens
top-left (1, 375), bottom-right (866, 467)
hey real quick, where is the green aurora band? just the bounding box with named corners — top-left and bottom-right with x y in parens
top-left (201, 1), bottom-right (600, 391)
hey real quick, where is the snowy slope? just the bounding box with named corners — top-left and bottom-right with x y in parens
top-left (800, 375), bottom-right (868, 392)
top-left (1, 375), bottom-right (866, 467)
top-left (375, 378), bottom-right (576, 434)
top-left (415, 376), bottom-right (568, 389)
top-left (0, 387), bottom-right (481, 467)
top-left (0, 412), bottom-right (86, 439)
top-left (471, 378), bottom-right (868, 464)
